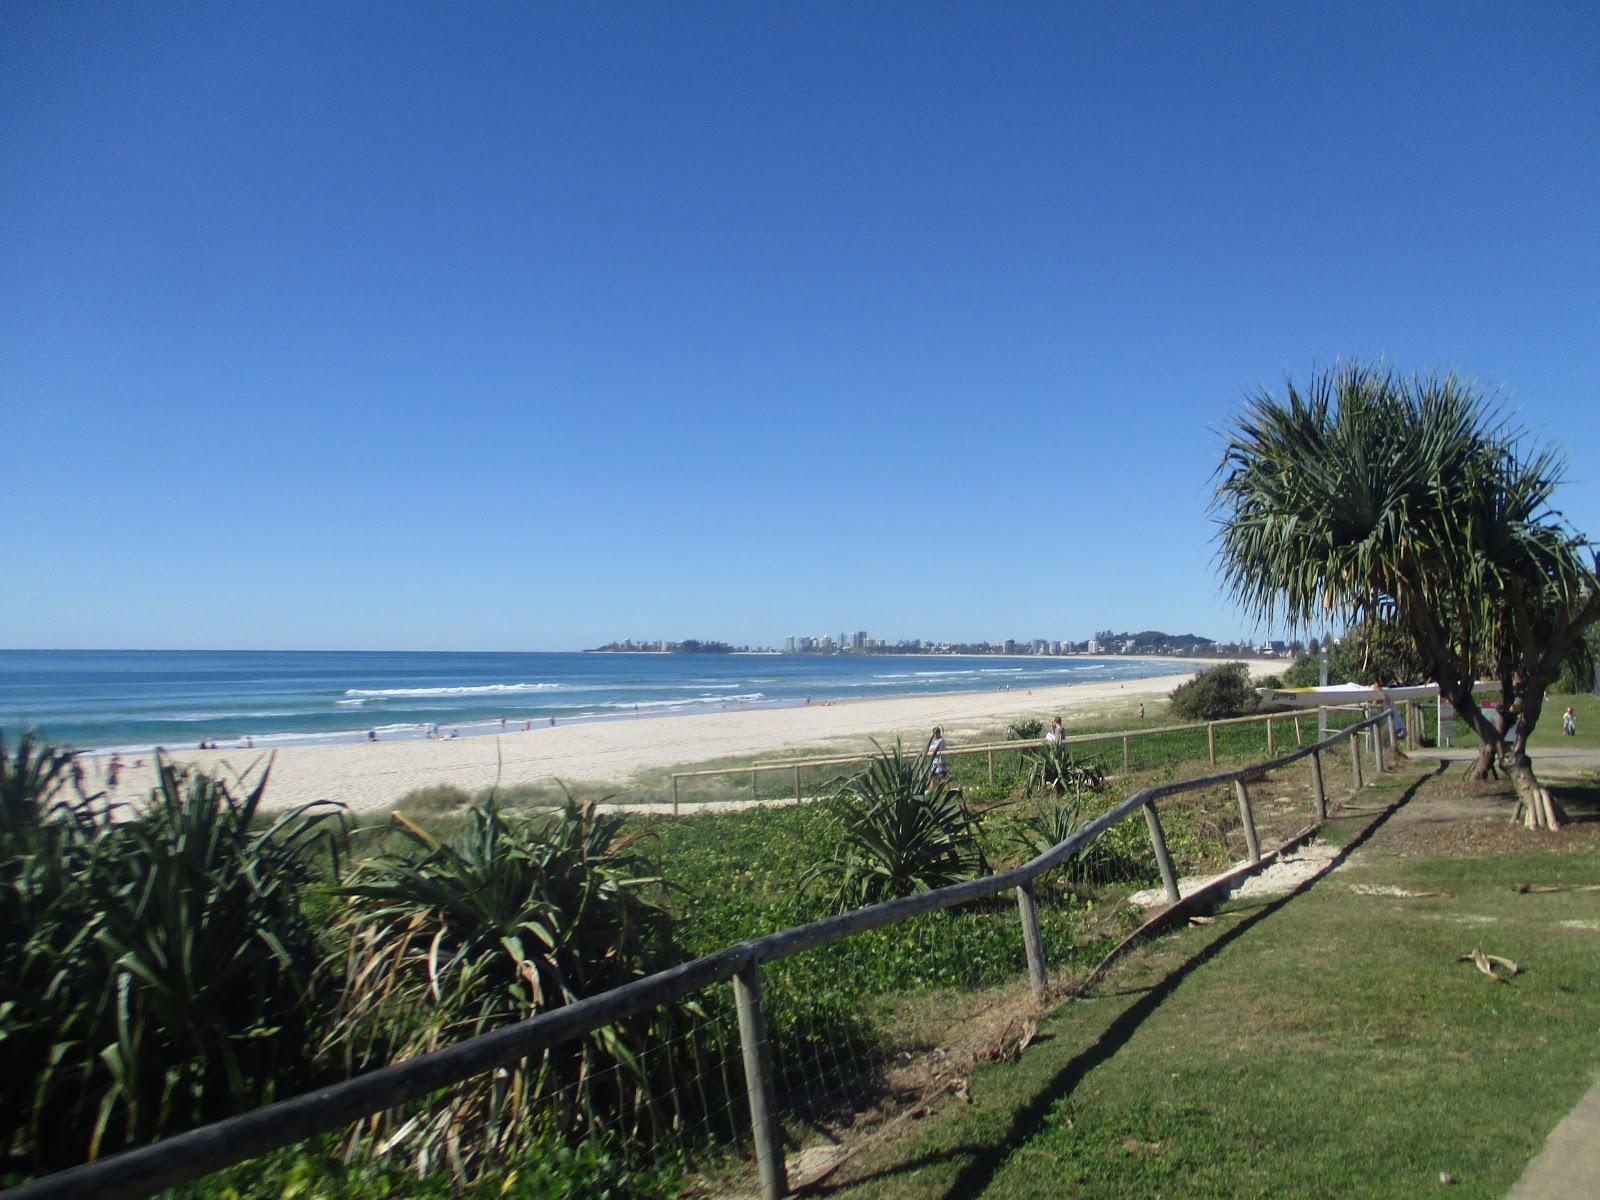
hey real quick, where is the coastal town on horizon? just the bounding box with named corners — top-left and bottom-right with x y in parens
top-left (589, 629), bottom-right (1302, 658)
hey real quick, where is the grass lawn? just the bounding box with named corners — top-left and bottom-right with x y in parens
top-left (1526, 691), bottom-right (1600, 751)
top-left (820, 766), bottom-right (1600, 1199)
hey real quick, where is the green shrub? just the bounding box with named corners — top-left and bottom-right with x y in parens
top-left (1169, 662), bottom-right (1259, 721)
top-left (326, 794), bottom-right (711, 1178)
top-left (1, 737), bottom-right (344, 1170)
top-left (1022, 741), bottom-right (1105, 798)
top-left (160, 1132), bottom-right (684, 1199)
top-left (1007, 718), bottom-right (1044, 740)
top-left (802, 742), bottom-right (987, 912)
top-left (1005, 795), bottom-right (1153, 887)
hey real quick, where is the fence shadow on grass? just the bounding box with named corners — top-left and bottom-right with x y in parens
top-left (810, 765), bottom-right (1442, 1200)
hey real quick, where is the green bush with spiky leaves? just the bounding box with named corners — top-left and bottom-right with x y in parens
top-left (1022, 740), bottom-right (1106, 798)
top-left (803, 742), bottom-right (987, 913)
top-left (1004, 793), bottom-right (1154, 889)
top-left (1, 735), bottom-right (345, 1170)
top-left (325, 792), bottom-right (721, 1180)
top-left (1007, 718), bottom-right (1045, 740)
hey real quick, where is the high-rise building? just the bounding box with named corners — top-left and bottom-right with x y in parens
top-left (852, 630), bottom-right (867, 649)
top-left (784, 636), bottom-right (796, 653)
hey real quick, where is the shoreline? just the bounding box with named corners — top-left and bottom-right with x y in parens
top-left (75, 654), bottom-right (1224, 757)
top-left (83, 659), bottom-right (1283, 817)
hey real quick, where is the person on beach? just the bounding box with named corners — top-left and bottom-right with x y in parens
top-left (1563, 706), bottom-right (1577, 736)
top-left (928, 726), bottom-right (948, 781)
top-left (1138, 703), bottom-right (1145, 720)
top-left (1045, 716), bottom-right (1065, 742)
top-left (106, 754), bottom-right (122, 788)
top-left (368, 729), bottom-right (378, 742)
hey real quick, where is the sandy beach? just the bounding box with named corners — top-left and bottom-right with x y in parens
top-left (90, 660), bottom-right (1281, 816)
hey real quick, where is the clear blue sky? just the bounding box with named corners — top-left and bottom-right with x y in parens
top-left (4, 3), bottom-right (1597, 651)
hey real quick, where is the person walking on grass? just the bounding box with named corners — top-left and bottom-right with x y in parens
top-left (928, 726), bottom-right (948, 781)
top-left (1564, 706), bottom-right (1577, 737)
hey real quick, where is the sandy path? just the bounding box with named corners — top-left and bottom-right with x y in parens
top-left (87, 661), bottom-right (1278, 816)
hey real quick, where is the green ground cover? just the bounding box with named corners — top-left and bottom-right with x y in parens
top-left (822, 767), bottom-right (1600, 1199)
top-left (1525, 691), bottom-right (1600, 751)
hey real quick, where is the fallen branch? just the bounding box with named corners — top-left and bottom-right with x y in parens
top-left (1513, 882), bottom-right (1600, 894)
top-left (1457, 948), bottom-right (1520, 983)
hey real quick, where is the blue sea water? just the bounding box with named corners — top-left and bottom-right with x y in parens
top-left (0, 650), bottom-right (1191, 752)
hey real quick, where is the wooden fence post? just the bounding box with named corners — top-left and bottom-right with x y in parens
top-left (793, 765), bottom-right (801, 804)
top-left (1207, 723), bottom-right (1217, 766)
top-left (1351, 730), bottom-right (1364, 792)
top-left (1122, 735), bottom-right (1130, 771)
top-left (672, 775), bottom-right (680, 818)
top-left (1234, 779), bottom-right (1260, 864)
top-left (1016, 883), bottom-right (1047, 998)
top-left (733, 962), bottom-right (788, 1200)
top-left (752, 767), bottom-right (759, 800)
top-left (1143, 801), bottom-right (1182, 905)
top-left (1266, 718), bottom-right (1274, 756)
top-left (987, 749), bottom-right (994, 784)
top-left (1310, 748), bottom-right (1326, 819)
top-left (1294, 716), bottom-right (1303, 747)
top-left (1369, 725), bottom-right (1382, 776)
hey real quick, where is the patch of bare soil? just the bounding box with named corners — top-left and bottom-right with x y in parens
top-left (1365, 772), bottom-right (1600, 858)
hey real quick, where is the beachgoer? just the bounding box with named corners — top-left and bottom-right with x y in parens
top-left (928, 726), bottom-right (948, 780)
top-left (1045, 716), bottom-right (1064, 743)
top-left (245, 737), bottom-right (254, 749)
top-left (1138, 703), bottom-right (1145, 720)
top-left (524, 720), bottom-right (532, 732)
top-left (550, 716), bottom-right (556, 726)
top-left (1563, 706), bottom-right (1577, 737)
top-left (107, 755), bottom-right (122, 788)
top-left (368, 729), bottom-right (378, 742)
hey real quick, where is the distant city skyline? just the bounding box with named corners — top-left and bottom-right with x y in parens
top-left (5, 7), bottom-right (1596, 651)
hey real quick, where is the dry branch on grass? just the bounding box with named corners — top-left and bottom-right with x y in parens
top-left (1457, 947), bottom-right (1521, 983)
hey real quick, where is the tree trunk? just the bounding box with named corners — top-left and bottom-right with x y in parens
top-left (1508, 758), bottom-right (1567, 831)
top-left (1465, 743), bottom-right (1499, 780)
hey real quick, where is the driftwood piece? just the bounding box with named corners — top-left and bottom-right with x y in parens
top-left (1457, 947), bottom-right (1521, 983)
top-left (1513, 882), bottom-right (1600, 894)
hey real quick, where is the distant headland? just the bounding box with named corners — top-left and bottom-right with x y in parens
top-left (586, 639), bottom-right (736, 654)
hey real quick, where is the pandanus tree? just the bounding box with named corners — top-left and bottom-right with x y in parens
top-left (1211, 363), bottom-right (1598, 830)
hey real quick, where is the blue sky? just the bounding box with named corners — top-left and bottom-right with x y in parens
top-left (4, 3), bottom-right (1597, 651)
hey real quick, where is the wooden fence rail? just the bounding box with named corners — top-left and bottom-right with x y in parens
top-left (1, 710), bottom-right (1396, 1200)
top-left (670, 705), bottom-right (1373, 813)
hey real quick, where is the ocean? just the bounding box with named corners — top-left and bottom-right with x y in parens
top-left (0, 649), bottom-right (1190, 752)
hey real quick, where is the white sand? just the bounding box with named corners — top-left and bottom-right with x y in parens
top-left (89, 659), bottom-right (1282, 817)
